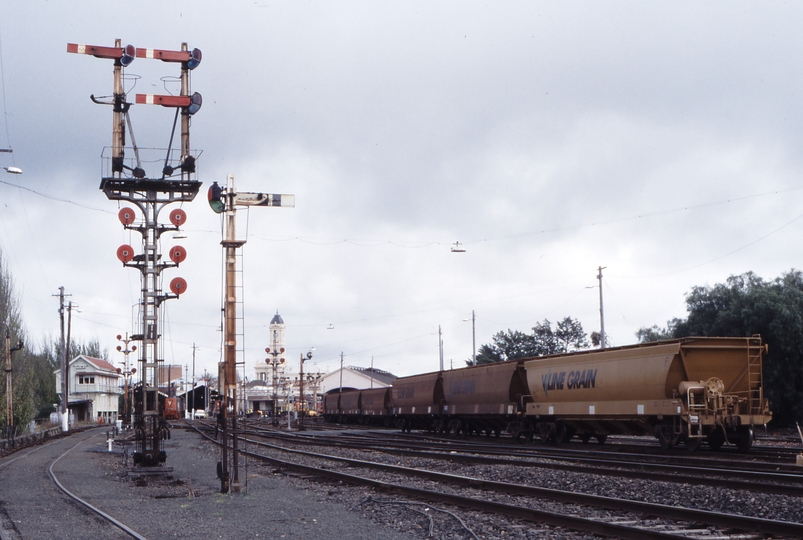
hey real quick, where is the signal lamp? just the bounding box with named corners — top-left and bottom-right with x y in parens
top-left (117, 346), bottom-right (122, 352)
top-left (208, 182), bottom-right (225, 213)
top-left (121, 44), bottom-right (136, 67)
top-left (187, 48), bottom-right (202, 70)
top-left (180, 155), bottom-right (196, 173)
top-left (187, 92), bottom-right (202, 115)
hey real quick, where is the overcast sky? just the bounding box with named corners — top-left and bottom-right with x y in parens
top-left (0, 2), bottom-right (801, 382)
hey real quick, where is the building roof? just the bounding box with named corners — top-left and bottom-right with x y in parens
top-left (83, 356), bottom-right (117, 372)
top-left (350, 366), bottom-right (397, 386)
top-left (270, 311), bottom-right (284, 325)
top-left (55, 355), bottom-right (119, 375)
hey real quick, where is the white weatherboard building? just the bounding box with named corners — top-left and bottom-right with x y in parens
top-left (55, 355), bottom-right (122, 424)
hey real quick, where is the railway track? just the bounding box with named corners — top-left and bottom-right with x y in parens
top-left (229, 423), bottom-right (803, 497)
top-left (196, 423), bottom-right (803, 539)
top-left (0, 427), bottom-right (143, 540)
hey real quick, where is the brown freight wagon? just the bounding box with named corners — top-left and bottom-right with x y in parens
top-left (522, 336), bottom-right (771, 450)
top-left (439, 360), bottom-right (530, 437)
top-left (391, 371), bottom-right (442, 432)
top-left (359, 387), bottom-right (393, 426)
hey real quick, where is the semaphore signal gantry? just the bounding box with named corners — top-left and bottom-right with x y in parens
top-left (68, 39), bottom-right (203, 469)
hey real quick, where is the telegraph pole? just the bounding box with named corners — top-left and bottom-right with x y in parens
top-left (191, 343), bottom-right (197, 419)
top-left (54, 287), bottom-right (71, 431)
top-left (4, 335), bottom-right (23, 442)
top-left (438, 326), bottom-right (444, 371)
top-left (339, 352), bottom-right (344, 391)
top-left (597, 266), bottom-right (607, 349)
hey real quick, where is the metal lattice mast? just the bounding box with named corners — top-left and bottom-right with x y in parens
top-left (69, 39), bottom-right (202, 468)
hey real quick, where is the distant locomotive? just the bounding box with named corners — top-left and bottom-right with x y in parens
top-left (324, 337), bottom-right (772, 451)
top-left (164, 396), bottom-right (184, 420)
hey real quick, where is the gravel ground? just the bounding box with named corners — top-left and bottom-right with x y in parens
top-left (0, 427), bottom-right (423, 540)
top-left (6, 425), bottom-right (799, 539)
top-left (229, 427), bottom-right (803, 538)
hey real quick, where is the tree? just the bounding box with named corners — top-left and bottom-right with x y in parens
top-left (637, 270), bottom-right (803, 427)
top-left (467, 317), bottom-right (590, 365)
top-left (0, 250), bottom-right (29, 433)
top-left (555, 317), bottom-right (589, 352)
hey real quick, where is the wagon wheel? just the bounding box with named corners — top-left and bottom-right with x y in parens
top-left (656, 426), bottom-right (674, 450)
top-left (594, 434), bottom-right (607, 445)
top-left (554, 422), bottom-right (574, 444)
top-left (684, 436), bottom-right (701, 452)
top-left (736, 426), bottom-right (754, 452)
top-left (537, 423), bottom-right (553, 443)
top-left (707, 435), bottom-right (724, 451)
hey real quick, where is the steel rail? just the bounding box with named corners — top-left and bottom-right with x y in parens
top-left (242, 426), bottom-right (803, 496)
top-left (48, 431), bottom-right (147, 540)
top-left (338, 429), bottom-right (803, 475)
top-left (192, 425), bottom-right (683, 539)
top-left (194, 424), bottom-right (803, 538)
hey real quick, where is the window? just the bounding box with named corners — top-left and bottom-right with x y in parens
top-left (79, 376), bottom-right (95, 385)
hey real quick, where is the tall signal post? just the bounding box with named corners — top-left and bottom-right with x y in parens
top-left (208, 174), bottom-right (295, 493)
top-left (68, 40), bottom-right (203, 469)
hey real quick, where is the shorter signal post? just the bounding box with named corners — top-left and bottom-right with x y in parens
top-left (210, 174), bottom-right (295, 493)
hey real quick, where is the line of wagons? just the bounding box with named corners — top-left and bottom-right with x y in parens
top-left (324, 337), bottom-right (772, 451)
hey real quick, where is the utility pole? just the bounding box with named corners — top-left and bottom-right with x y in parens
top-left (209, 174), bottom-right (294, 494)
top-left (438, 326), bottom-right (444, 371)
top-left (4, 335), bottom-right (23, 442)
top-left (54, 287), bottom-right (71, 432)
top-left (597, 266), bottom-right (607, 349)
top-left (339, 352), bottom-right (344, 391)
top-left (191, 343), bottom-right (197, 420)
top-left (464, 311), bottom-right (476, 365)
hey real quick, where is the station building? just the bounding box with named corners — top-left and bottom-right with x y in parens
top-left (54, 355), bottom-right (122, 424)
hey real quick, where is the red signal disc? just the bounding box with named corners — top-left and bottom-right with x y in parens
top-left (118, 207), bottom-right (136, 226)
top-left (170, 277), bottom-right (188, 296)
top-left (169, 245), bottom-right (187, 264)
top-left (116, 244), bottom-right (135, 263)
top-left (169, 208), bottom-right (187, 227)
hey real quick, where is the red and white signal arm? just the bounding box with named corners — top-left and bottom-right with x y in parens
top-left (170, 277), bottom-right (188, 296)
top-left (117, 244), bottom-right (135, 263)
top-left (169, 208), bottom-right (187, 227)
top-left (118, 207), bottom-right (136, 226)
top-left (169, 245), bottom-right (187, 264)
